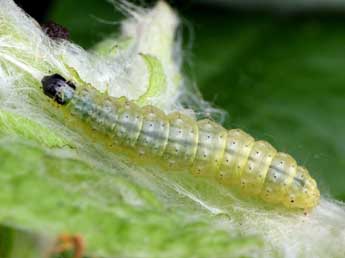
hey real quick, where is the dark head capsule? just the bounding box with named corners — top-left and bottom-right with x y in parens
top-left (41, 74), bottom-right (76, 105)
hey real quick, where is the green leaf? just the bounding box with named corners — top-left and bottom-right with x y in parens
top-left (0, 110), bottom-right (69, 148)
top-left (0, 225), bottom-right (13, 258)
top-left (0, 136), bottom-right (261, 257)
top-left (135, 54), bottom-right (167, 105)
top-left (91, 36), bottom-right (133, 57)
top-left (0, 225), bottom-right (42, 258)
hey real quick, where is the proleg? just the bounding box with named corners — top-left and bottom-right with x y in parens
top-left (41, 74), bottom-right (320, 210)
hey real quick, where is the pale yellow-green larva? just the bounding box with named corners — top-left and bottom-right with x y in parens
top-left (42, 74), bottom-right (320, 210)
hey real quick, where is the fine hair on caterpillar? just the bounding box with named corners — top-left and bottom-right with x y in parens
top-left (41, 74), bottom-right (320, 210)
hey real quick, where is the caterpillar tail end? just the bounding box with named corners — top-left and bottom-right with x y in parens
top-left (284, 172), bottom-right (320, 210)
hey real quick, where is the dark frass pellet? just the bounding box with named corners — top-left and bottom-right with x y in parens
top-left (41, 21), bottom-right (69, 40)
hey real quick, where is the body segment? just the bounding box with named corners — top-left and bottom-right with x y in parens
top-left (41, 74), bottom-right (320, 210)
top-left (136, 105), bottom-right (170, 156)
top-left (192, 120), bottom-right (227, 177)
top-left (163, 112), bottom-right (199, 168)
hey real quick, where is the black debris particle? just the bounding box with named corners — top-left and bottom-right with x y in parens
top-left (41, 21), bottom-right (70, 40)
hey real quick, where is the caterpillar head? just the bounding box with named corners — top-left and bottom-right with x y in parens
top-left (41, 74), bottom-right (76, 105)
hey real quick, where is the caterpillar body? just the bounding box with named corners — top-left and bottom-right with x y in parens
top-left (42, 74), bottom-right (320, 210)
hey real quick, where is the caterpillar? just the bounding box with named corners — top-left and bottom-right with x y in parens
top-left (41, 74), bottom-right (320, 210)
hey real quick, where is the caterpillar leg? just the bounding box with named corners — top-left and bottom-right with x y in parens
top-left (49, 233), bottom-right (84, 258)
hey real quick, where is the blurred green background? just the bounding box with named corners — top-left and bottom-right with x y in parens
top-left (17, 0), bottom-right (345, 202)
